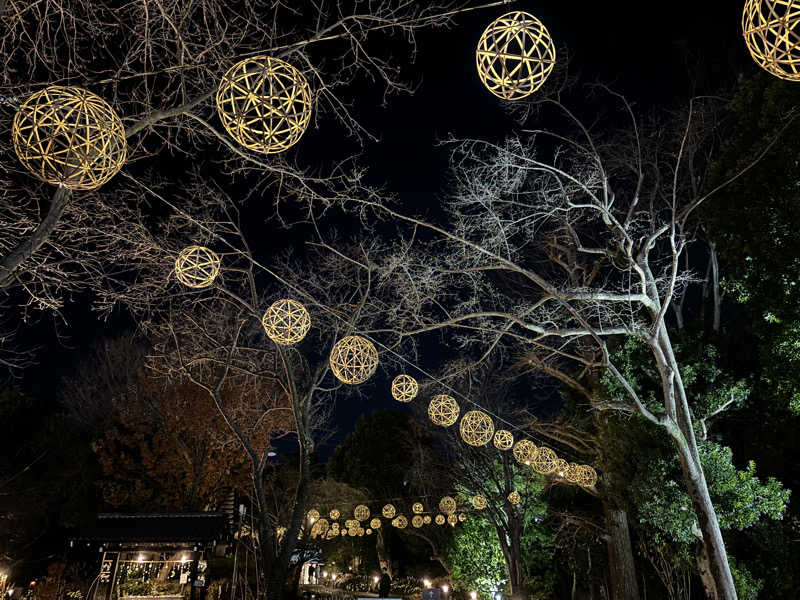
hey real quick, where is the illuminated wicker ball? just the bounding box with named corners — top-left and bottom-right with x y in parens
top-left (743, 0), bottom-right (800, 81)
top-left (435, 514), bottom-right (446, 526)
top-left (493, 429), bottom-right (514, 451)
top-left (392, 515), bottom-right (408, 529)
top-left (512, 440), bottom-right (538, 466)
top-left (476, 11), bottom-right (556, 101)
top-left (307, 509), bottom-right (320, 521)
top-left (459, 410), bottom-right (495, 446)
top-left (554, 459), bottom-right (569, 478)
top-left (370, 518), bottom-right (382, 530)
top-left (472, 494), bottom-right (488, 510)
top-left (175, 246), bottom-right (221, 289)
top-left (423, 515), bottom-right (432, 524)
top-left (458, 513), bottom-right (466, 522)
top-left (345, 519), bottom-right (359, 529)
top-left (412, 515), bottom-right (424, 528)
top-left (348, 527), bottom-right (357, 537)
top-left (329, 336), bottom-right (379, 384)
top-left (262, 299), bottom-right (311, 345)
top-left (428, 395), bottom-right (460, 427)
top-left (216, 56), bottom-right (312, 154)
top-left (412, 502), bottom-right (424, 514)
top-left (340, 530), bottom-right (347, 537)
top-left (358, 527), bottom-right (365, 536)
top-left (329, 509), bottom-right (340, 520)
top-left (532, 447), bottom-right (558, 475)
top-left (311, 518), bottom-right (329, 537)
top-left (326, 529), bottom-right (337, 540)
top-left (382, 504), bottom-right (396, 519)
top-left (508, 491), bottom-right (521, 505)
top-left (354, 505), bottom-right (371, 521)
top-left (447, 514), bottom-right (458, 525)
top-left (331, 522), bottom-right (340, 531)
top-left (12, 86), bottom-right (127, 190)
top-left (391, 374), bottom-right (419, 402)
top-left (565, 462), bottom-right (582, 484)
top-left (579, 465), bottom-right (598, 488)
top-left (439, 496), bottom-right (457, 515)
top-left (366, 528), bottom-right (373, 535)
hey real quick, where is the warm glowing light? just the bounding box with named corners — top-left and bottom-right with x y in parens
top-left (442, 585), bottom-right (450, 594)
top-left (423, 579), bottom-right (431, 588)
top-left (137, 554), bottom-right (144, 563)
top-left (180, 556), bottom-right (188, 564)
top-left (373, 576), bottom-right (379, 584)
top-left (323, 571), bottom-right (328, 578)
top-left (470, 592), bottom-right (477, 600)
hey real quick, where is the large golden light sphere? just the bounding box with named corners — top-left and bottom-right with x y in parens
top-left (565, 462), bottom-right (583, 484)
top-left (459, 410), bottom-right (495, 446)
top-left (507, 491), bottom-right (521, 505)
top-left (439, 496), bottom-right (457, 515)
top-left (391, 374), bottom-right (418, 402)
top-left (370, 517), bottom-right (382, 530)
top-left (743, 0), bottom-right (800, 81)
top-left (175, 246), bottom-right (221, 289)
top-left (307, 509), bottom-right (320, 521)
top-left (216, 56), bottom-right (312, 154)
top-left (329, 509), bottom-right (340, 520)
top-left (411, 515), bottom-right (424, 528)
top-left (392, 515), bottom-right (408, 529)
top-left (476, 11), bottom-right (556, 100)
top-left (382, 504), bottom-right (396, 519)
top-left (262, 299), bottom-right (311, 345)
top-left (512, 439), bottom-right (538, 466)
top-left (428, 395), bottom-right (460, 426)
top-left (472, 494), bottom-right (488, 510)
top-left (493, 429), bottom-right (514, 451)
top-left (532, 447), bottom-right (558, 475)
top-left (578, 465), bottom-right (598, 488)
top-left (354, 504), bottom-right (371, 521)
top-left (412, 502), bottom-right (424, 514)
top-left (329, 335), bottom-right (379, 384)
top-left (12, 86), bottom-right (127, 190)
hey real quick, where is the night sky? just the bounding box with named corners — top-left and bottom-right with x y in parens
top-left (21, 0), bottom-right (751, 455)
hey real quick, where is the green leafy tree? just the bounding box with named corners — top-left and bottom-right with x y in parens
top-left (446, 516), bottom-right (506, 599)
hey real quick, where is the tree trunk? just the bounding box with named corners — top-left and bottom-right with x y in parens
top-left (603, 503), bottom-right (640, 600)
top-left (695, 540), bottom-right (718, 600)
top-left (375, 529), bottom-right (391, 574)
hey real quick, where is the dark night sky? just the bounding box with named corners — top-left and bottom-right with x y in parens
top-left (21, 0), bottom-right (752, 455)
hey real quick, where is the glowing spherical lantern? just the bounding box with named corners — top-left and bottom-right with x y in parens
top-left (391, 374), bottom-right (418, 402)
top-left (412, 515), bottom-right (424, 528)
top-left (216, 56), bottom-right (312, 154)
top-left (382, 504), bottom-right (396, 519)
top-left (345, 519), bottom-right (359, 529)
top-left (12, 86), bottom-right (127, 190)
top-left (447, 514), bottom-right (458, 525)
top-left (565, 462), bottom-right (582, 484)
top-left (354, 504), bottom-right (370, 521)
top-left (340, 530), bottom-right (347, 537)
top-left (329, 509), bottom-right (340, 520)
top-left (439, 496), bottom-right (457, 515)
top-left (366, 528), bottom-right (373, 535)
top-left (174, 245), bottom-right (221, 289)
top-left (311, 518), bottom-right (329, 537)
top-left (423, 515), bottom-right (432, 524)
top-left (476, 11), bottom-right (556, 100)
top-left (458, 513), bottom-right (466, 522)
top-left (508, 491), bottom-right (521, 505)
top-left (493, 429), bottom-right (514, 451)
top-left (370, 518), bottom-right (382, 530)
top-left (512, 439), bottom-right (538, 466)
top-left (262, 299), bottom-right (311, 345)
top-left (459, 410), bottom-right (495, 446)
top-left (579, 465), bottom-right (598, 488)
top-left (307, 509), bottom-right (320, 521)
top-left (532, 447), bottom-right (558, 475)
top-left (428, 395), bottom-right (460, 426)
top-left (435, 514), bottom-right (446, 525)
top-left (743, 0), bottom-right (800, 81)
top-left (554, 459), bottom-right (569, 478)
top-left (392, 515), bottom-right (408, 529)
top-left (412, 502), bottom-right (424, 514)
top-left (471, 494), bottom-right (488, 510)
top-left (329, 335), bottom-right (379, 384)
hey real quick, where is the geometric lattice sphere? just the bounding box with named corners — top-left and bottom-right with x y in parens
top-left (493, 429), bottom-right (514, 451)
top-left (472, 494), bottom-right (488, 510)
top-left (412, 502), bottom-right (424, 514)
top-left (428, 395), bottom-right (460, 427)
top-left (554, 459), bottom-right (569, 478)
top-left (512, 439), bottom-right (538, 466)
top-left (174, 246), bottom-right (221, 289)
top-left (354, 505), bottom-right (371, 522)
top-left (476, 12), bottom-right (556, 101)
top-left (382, 504), bottom-right (396, 519)
top-left (743, 0), bottom-right (800, 81)
top-left (565, 462), bottom-right (583, 484)
top-left (392, 515), bottom-right (408, 529)
top-left (261, 299), bottom-right (311, 345)
top-left (423, 515), bottom-right (432, 525)
top-left (391, 374), bottom-right (419, 402)
top-left (12, 86), bottom-right (127, 190)
top-left (412, 515), bottom-right (424, 528)
top-left (329, 335), bottom-right (379, 385)
top-left (307, 509), bottom-right (320, 521)
top-left (439, 496), bottom-right (457, 515)
top-left (458, 513), bottom-right (466, 522)
top-left (532, 447), bottom-right (558, 475)
top-left (216, 56), bottom-right (312, 154)
top-left (447, 514), bottom-right (458, 526)
top-left (329, 509), bottom-right (340, 520)
top-left (459, 410), bottom-right (495, 446)
top-left (578, 465), bottom-right (598, 488)
top-left (370, 518), bottom-right (382, 530)
top-left (507, 491), bottom-right (521, 505)
top-left (435, 514), bottom-right (446, 525)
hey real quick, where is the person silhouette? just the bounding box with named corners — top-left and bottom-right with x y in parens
top-left (378, 568), bottom-right (391, 598)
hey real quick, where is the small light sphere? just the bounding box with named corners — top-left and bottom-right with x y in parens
top-left (459, 410), bottom-right (495, 446)
top-left (12, 86), bottom-right (127, 190)
top-left (476, 11), bottom-right (556, 100)
top-left (493, 429), bottom-right (514, 451)
top-left (370, 517), bottom-right (382, 530)
top-left (329, 335), bottom-right (379, 384)
top-left (435, 514), bottom-right (446, 525)
top-left (458, 513), bottom-right (466, 522)
top-left (411, 515), bottom-right (424, 528)
top-left (743, 0), bottom-right (800, 81)
top-left (262, 299), bottom-right (311, 345)
top-left (554, 459), bottom-right (569, 478)
top-left (412, 502), bottom-right (424, 514)
top-left (508, 491), bottom-right (521, 505)
top-left (340, 530), bottom-right (347, 537)
top-left (532, 447), bottom-right (558, 475)
top-left (439, 496), bottom-right (457, 515)
top-left (471, 494), bottom-right (488, 510)
top-left (442, 585), bottom-right (450, 594)
top-left (354, 504), bottom-right (371, 521)
top-left (366, 528), bottom-right (373, 535)
top-left (565, 462), bottom-right (583, 484)
top-left (428, 395), bottom-right (460, 427)
top-left (216, 56), bottom-right (312, 154)
top-left (512, 439), bottom-right (538, 466)
top-left (447, 513), bottom-right (458, 525)
top-left (382, 504), bottom-right (396, 519)
top-left (307, 509), bottom-right (320, 521)
top-left (578, 465), bottom-right (598, 488)
top-left (470, 592), bottom-right (477, 600)
top-left (174, 245), bottom-right (221, 289)
top-left (329, 509), bottom-right (340, 520)
top-left (392, 515), bottom-right (408, 529)
top-left (391, 374), bottom-right (419, 402)
top-left (423, 515), bottom-right (432, 524)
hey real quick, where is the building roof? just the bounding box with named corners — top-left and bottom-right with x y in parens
top-left (75, 513), bottom-right (229, 545)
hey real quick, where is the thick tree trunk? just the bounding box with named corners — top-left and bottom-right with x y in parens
top-left (603, 503), bottom-right (640, 600)
top-left (375, 529), bottom-right (391, 574)
top-left (696, 540), bottom-right (718, 600)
